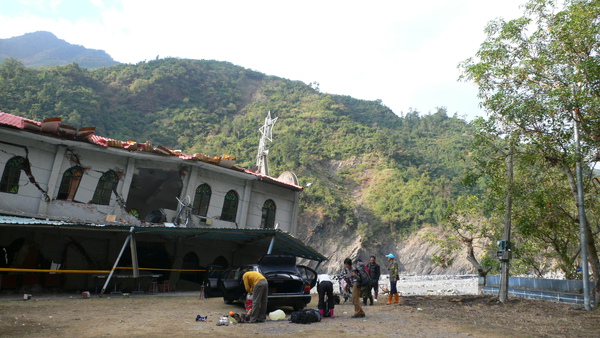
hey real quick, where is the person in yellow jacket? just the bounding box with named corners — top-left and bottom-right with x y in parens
top-left (385, 253), bottom-right (400, 304)
top-left (242, 270), bottom-right (268, 322)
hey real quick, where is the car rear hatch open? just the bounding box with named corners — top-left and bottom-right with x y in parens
top-left (258, 255), bottom-right (305, 295)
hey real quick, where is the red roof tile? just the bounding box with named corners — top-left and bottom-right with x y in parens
top-left (0, 112), bottom-right (36, 129)
top-left (0, 111), bottom-right (301, 190)
top-left (89, 135), bottom-right (109, 147)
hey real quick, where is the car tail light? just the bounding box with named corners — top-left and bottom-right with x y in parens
top-left (304, 285), bottom-right (311, 293)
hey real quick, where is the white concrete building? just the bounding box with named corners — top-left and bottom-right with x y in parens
top-left (0, 112), bottom-right (302, 233)
top-left (0, 112), bottom-right (323, 293)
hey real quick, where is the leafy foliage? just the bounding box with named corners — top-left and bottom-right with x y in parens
top-left (459, 0), bottom-right (600, 282)
top-left (427, 194), bottom-right (500, 277)
top-left (0, 57), bottom-right (476, 244)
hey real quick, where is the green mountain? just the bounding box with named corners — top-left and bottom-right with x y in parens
top-left (0, 56), bottom-right (475, 271)
top-left (0, 31), bottom-right (120, 69)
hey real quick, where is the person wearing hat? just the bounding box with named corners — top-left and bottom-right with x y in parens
top-left (385, 253), bottom-right (399, 304)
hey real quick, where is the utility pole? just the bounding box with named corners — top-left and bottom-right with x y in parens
top-left (498, 149), bottom-right (513, 303)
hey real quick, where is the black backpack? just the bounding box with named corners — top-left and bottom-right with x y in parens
top-left (290, 309), bottom-right (322, 324)
top-left (357, 263), bottom-right (371, 285)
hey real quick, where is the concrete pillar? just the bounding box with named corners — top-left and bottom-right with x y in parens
top-left (116, 157), bottom-right (136, 218)
top-left (238, 180), bottom-right (252, 228)
top-left (290, 191), bottom-right (300, 236)
top-left (38, 146), bottom-right (66, 215)
top-left (169, 238), bottom-right (185, 285)
top-left (181, 166), bottom-right (198, 201)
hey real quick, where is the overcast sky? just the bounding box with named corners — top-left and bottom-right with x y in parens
top-left (0, 0), bottom-right (527, 120)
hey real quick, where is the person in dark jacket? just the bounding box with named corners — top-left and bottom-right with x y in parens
top-left (367, 255), bottom-right (381, 303)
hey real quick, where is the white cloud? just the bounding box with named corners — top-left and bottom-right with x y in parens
top-left (0, 0), bottom-right (528, 119)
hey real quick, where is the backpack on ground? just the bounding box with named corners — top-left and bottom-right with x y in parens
top-left (289, 309), bottom-right (322, 324)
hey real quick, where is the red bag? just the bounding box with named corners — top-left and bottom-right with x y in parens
top-left (245, 294), bottom-right (253, 314)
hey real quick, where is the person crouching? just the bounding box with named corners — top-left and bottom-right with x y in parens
top-left (242, 270), bottom-right (268, 322)
top-left (317, 274), bottom-right (335, 318)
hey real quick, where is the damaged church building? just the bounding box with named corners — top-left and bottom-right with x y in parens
top-left (0, 111), bottom-right (325, 294)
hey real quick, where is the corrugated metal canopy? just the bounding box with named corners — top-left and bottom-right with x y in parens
top-left (0, 216), bottom-right (326, 262)
top-left (130, 226), bottom-right (326, 261)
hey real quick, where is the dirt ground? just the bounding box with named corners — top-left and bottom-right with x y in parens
top-left (1, 292), bottom-right (598, 337)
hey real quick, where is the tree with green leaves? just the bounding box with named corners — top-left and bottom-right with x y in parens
top-left (460, 0), bottom-right (600, 294)
top-left (433, 118), bottom-right (593, 281)
top-left (425, 194), bottom-right (499, 278)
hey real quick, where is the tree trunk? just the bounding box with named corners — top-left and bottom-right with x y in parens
top-left (561, 165), bottom-right (600, 300)
top-left (585, 225), bottom-right (600, 299)
top-left (463, 239), bottom-right (488, 278)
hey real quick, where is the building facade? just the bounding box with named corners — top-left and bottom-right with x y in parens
top-left (0, 112), bottom-right (316, 292)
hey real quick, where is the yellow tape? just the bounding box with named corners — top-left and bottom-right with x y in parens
top-left (0, 267), bottom-right (212, 273)
top-left (117, 267), bottom-right (208, 272)
top-left (0, 268), bottom-right (110, 274)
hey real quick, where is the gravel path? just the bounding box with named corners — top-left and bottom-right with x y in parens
top-left (319, 274), bottom-right (479, 296)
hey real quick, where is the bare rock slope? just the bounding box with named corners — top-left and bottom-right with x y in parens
top-left (300, 222), bottom-right (475, 276)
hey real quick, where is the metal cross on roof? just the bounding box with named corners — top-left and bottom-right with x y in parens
top-left (256, 111), bottom-right (278, 175)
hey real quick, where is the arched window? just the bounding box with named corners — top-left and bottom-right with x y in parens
top-left (57, 166), bottom-right (84, 201)
top-left (260, 199), bottom-right (276, 229)
top-left (180, 251), bottom-right (201, 283)
top-left (220, 190), bottom-right (239, 222)
top-left (91, 170), bottom-right (118, 205)
top-left (192, 183), bottom-right (211, 216)
top-left (0, 156), bottom-right (26, 194)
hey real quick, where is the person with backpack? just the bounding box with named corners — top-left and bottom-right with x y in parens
top-left (316, 273), bottom-right (335, 318)
top-left (368, 255), bottom-right (381, 303)
top-left (356, 258), bottom-right (373, 306)
top-left (344, 257), bottom-right (365, 318)
top-left (385, 253), bottom-right (400, 304)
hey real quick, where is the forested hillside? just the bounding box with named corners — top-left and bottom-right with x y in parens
top-left (0, 57), bottom-right (477, 272)
top-left (4, 0), bottom-right (600, 284)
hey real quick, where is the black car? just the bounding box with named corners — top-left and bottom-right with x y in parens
top-left (217, 254), bottom-right (317, 311)
top-left (203, 264), bottom-right (226, 297)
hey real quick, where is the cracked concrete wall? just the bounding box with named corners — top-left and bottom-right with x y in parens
top-left (1, 130), bottom-right (300, 231)
top-left (0, 138), bottom-right (52, 215)
top-left (245, 180), bottom-right (295, 233)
